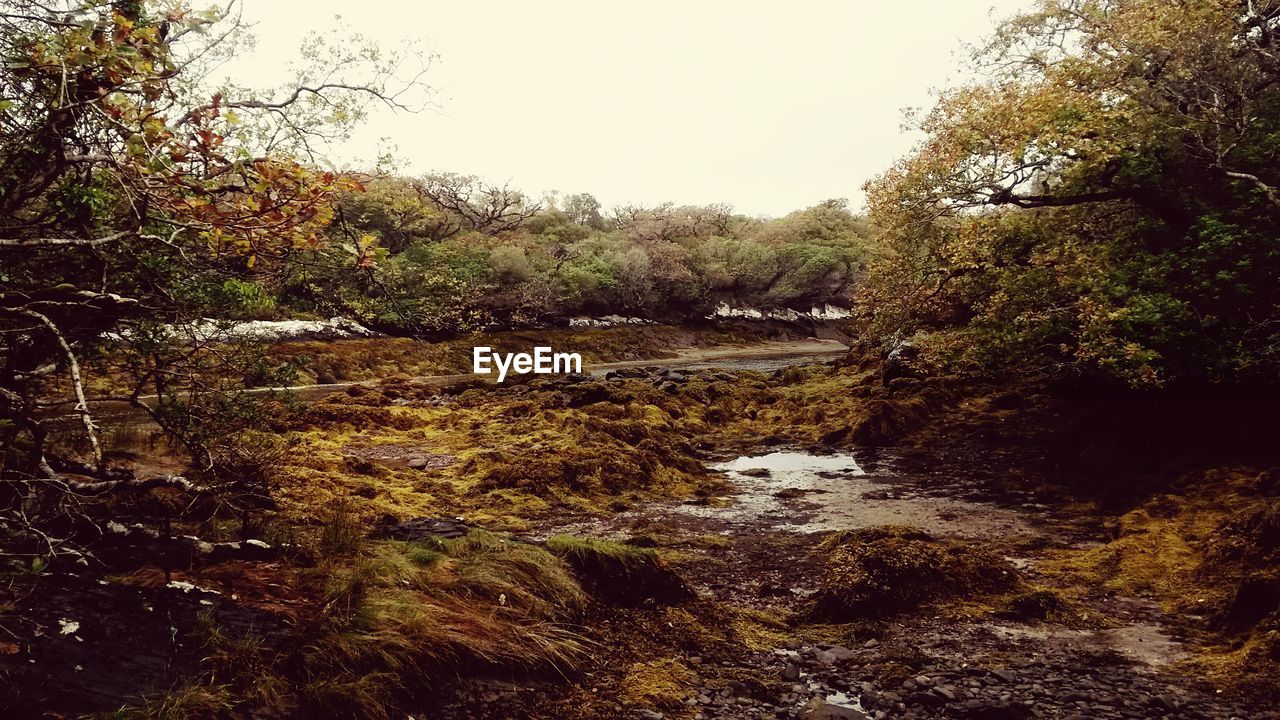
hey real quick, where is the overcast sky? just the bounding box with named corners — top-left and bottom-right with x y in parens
top-left (223, 1), bottom-right (1035, 217)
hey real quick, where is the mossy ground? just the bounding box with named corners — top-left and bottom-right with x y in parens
top-left (54, 336), bottom-right (1280, 716)
top-left (1039, 467), bottom-right (1280, 700)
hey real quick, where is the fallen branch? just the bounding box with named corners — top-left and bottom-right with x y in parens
top-left (0, 472), bottom-right (215, 495)
top-left (62, 474), bottom-right (210, 494)
top-left (103, 521), bottom-right (278, 565)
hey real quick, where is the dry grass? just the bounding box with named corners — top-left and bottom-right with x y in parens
top-left (283, 531), bottom-right (595, 715)
top-left (107, 531), bottom-right (596, 719)
top-left (312, 531), bottom-right (589, 664)
top-left (108, 684), bottom-right (235, 720)
top-left (546, 535), bottom-right (693, 606)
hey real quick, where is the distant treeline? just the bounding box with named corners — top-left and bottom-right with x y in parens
top-left (259, 178), bottom-right (880, 335)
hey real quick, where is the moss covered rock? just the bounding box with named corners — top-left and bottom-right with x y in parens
top-left (546, 535), bottom-right (694, 606)
top-left (806, 526), bottom-right (1018, 620)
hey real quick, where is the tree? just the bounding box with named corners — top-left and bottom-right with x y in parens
top-left (0, 0), bottom-right (428, 561)
top-left (863, 0), bottom-right (1280, 385)
top-left (612, 202), bottom-right (735, 243)
top-left (560, 192), bottom-right (607, 230)
top-left (417, 172), bottom-right (543, 235)
top-left (751, 199), bottom-right (872, 247)
top-left (337, 176), bottom-right (451, 252)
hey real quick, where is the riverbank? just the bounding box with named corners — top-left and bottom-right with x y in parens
top-left (5, 340), bottom-right (1277, 719)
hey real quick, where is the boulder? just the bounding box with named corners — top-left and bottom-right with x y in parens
top-left (376, 516), bottom-right (470, 541)
top-left (806, 526), bottom-right (1019, 620)
top-left (881, 340), bottom-right (923, 385)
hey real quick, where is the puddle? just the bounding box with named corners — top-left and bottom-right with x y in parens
top-left (715, 451), bottom-right (863, 475)
top-left (539, 448), bottom-right (1042, 541)
top-left (821, 690), bottom-right (867, 714)
top-left (687, 450), bottom-right (1040, 538)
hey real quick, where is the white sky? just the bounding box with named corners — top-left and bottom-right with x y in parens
top-left (223, 1), bottom-right (1035, 217)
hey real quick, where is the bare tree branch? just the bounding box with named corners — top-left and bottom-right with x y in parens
top-left (1219, 167), bottom-right (1280, 209)
top-left (0, 229), bottom-right (135, 247)
top-left (9, 308), bottom-right (102, 471)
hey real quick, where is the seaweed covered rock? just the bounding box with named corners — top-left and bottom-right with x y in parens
top-left (618, 658), bottom-right (697, 710)
top-left (997, 587), bottom-right (1074, 621)
top-left (1223, 573), bottom-right (1280, 629)
top-left (1208, 498), bottom-right (1280, 628)
top-left (850, 379), bottom-right (957, 446)
top-left (806, 526), bottom-right (1018, 620)
top-left (470, 427), bottom-right (703, 496)
top-left (545, 535), bottom-right (693, 606)
top-left (849, 398), bottom-right (928, 445)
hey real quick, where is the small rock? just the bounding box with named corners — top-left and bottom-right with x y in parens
top-left (815, 646), bottom-right (857, 666)
top-left (990, 669), bottom-right (1017, 683)
top-left (803, 700), bottom-right (869, 720)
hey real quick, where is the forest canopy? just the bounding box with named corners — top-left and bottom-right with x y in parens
top-left (297, 185), bottom-right (878, 335)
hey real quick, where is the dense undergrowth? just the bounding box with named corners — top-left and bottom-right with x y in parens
top-left (98, 531), bottom-right (594, 719)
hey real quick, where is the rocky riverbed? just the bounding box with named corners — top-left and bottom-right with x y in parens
top-left (433, 434), bottom-right (1269, 720)
top-left (11, 345), bottom-right (1276, 719)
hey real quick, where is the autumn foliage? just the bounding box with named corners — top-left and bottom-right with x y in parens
top-left (862, 0), bottom-right (1280, 386)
